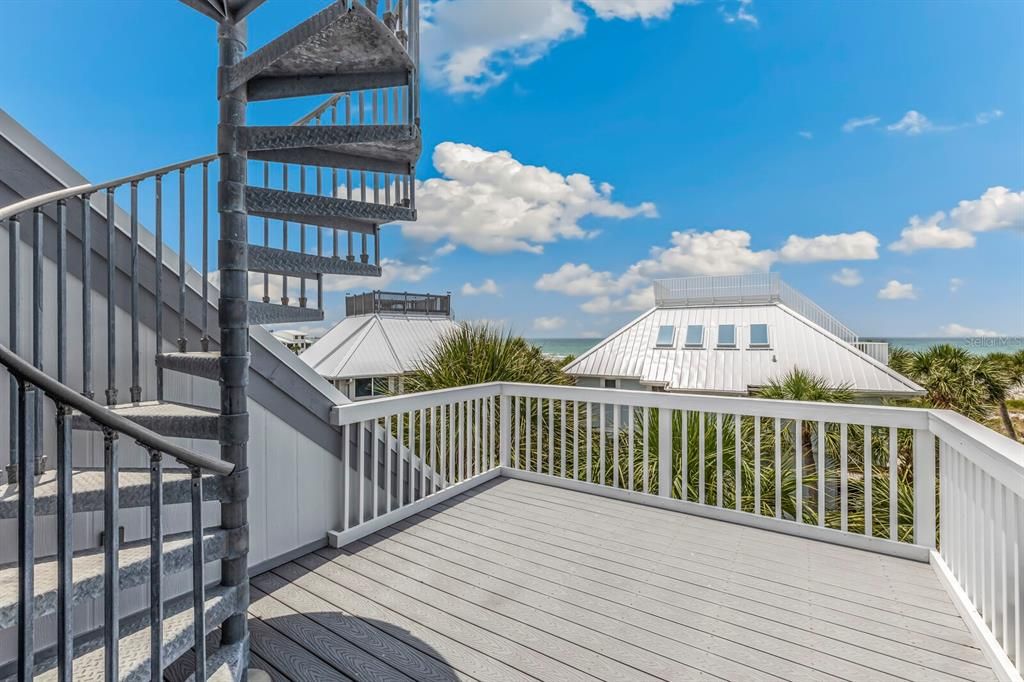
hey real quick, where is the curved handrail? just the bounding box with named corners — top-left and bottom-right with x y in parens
top-left (0, 343), bottom-right (233, 475)
top-left (0, 93), bottom-right (344, 222)
top-left (0, 153), bottom-right (218, 222)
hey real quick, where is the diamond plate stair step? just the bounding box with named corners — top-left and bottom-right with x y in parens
top-left (0, 469), bottom-right (223, 520)
top-left (0, 528), bottom-right (231, 630)
top-left (240, 124), bottom-right (420, 174)
top-left (71, 401), bottom-right (220, 440)
top-left (247, 301), bottom-right (324, 326)
top-left (3, 584), bottom-right (241, 682)
top-left (156, 352), bottom-right (221, 381)
top-left (249, 245), bottom-right (381, 279)
top-left (223, 1), bottom-right (413, 101)
top-left (245, 186), bottom-right (415, 233)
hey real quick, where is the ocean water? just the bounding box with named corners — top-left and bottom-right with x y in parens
top-left (527, 336), bottom-right (1024, 359)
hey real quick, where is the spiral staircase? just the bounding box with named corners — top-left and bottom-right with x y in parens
top-left (0, 0), bottom-right (419, 679)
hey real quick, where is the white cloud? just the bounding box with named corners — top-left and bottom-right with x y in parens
top-left (877, 280), bottom-right (917, 300)
top-left (434, 243), bottom-right (456, 256)
top-left (322, 258), bottom-right (434, 293)
top-left (719, 0), bottom-right (758, 26)
top-left (949, 277), bottom-right (964, 293)
top-left (940, 323), bottom-right (1001, 338)
top-left (583, 0), bottom-right (692, 21)
top-left (975, 109), bottom-right (1004, 125)
top-left (886, 110), bottom-right (939, 135)
top-left (629, 229), bottom-right (777, 278)
top-left (842, 115), bottom-right (880, 133)
top-left (798, 130), bottom-right (813, 140)
top-left (420, 0), bottom-right (584, 95)
top-left (409, 142), bottom-right (656, 253)
top-left (890, 186), bottom-right (1023, 253)
top-left (535, 263), bottom-right (621, 297)
top-left (461, 279), bottom-right (499, 296)
top-left (832, 268), bottom-right (863, 287)
top-left (778, 231), bottom-right (879, 262)
top-left (580, 288), bottom-right (655, 314)
top-left (533, 316), bottom-right (566, 331)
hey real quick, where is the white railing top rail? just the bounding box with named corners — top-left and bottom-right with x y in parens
top-left (653, 273), bottom-right (860, 344)
top-left (930, 409), bottom-right (1024, 497)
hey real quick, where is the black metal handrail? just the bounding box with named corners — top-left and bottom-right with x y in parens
top-left (0, 343), bottom-right (231, 476)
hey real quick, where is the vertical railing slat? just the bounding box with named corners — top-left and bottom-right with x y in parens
top-left (913, 429), bottom-right (936, 548)
top-left (149, 450), bottom-right (164, 682)
top-left (16, 380), bottom-right (33, 681)
top-left (817, 420), bottom-right (825, 527)
top-left (103, 428), bottom-right (120, 681)
top-left (106, 189), bottom-right (117, 405)
top-left (154, 178), bottom-right (164, 400)
top-left (190, 468), bottom-right (205, 682)
top-left (889, 427), bottom-right (898, 541)
top-left (658, 407), bottom-right (671, 498)
top-left (130, 183), bottom-right (141, 403)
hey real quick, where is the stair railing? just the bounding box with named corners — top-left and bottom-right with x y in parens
top-left (0, 342), bottom-right (232, 681)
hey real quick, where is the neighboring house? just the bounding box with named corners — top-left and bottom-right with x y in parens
top-left (301, 290), bottom-right (458, 399)
top-left (565, 273), bottom-right (923, 400)
top-left (272, 329), bottom-right (317, 354)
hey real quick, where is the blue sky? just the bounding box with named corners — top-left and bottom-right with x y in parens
top-left (3, 0), bottom-right (1022, 338)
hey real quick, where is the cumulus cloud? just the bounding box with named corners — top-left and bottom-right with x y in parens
top-left (940, 323), bottom-right (1001, 338)
top-left (886, 110), bottom-right (940, 135)
top-left (408, 142), bottom-right (656, 253)
top-left (949, 277), bottom-right (964, 293)
top-left (877, 280), bottom-right (916, 300)
top-left (535, 263), bottom-right (622, 297)
top-left (322, 258), bottom-right (434, 293)
top-left (832, 268), bottom-right (863, 287)
top-left (778, 231), bottom-right (879, 262)
top-left (842, 116), bottom-right (880, 133)
top-left (461, 279), bottom-right (499, 296)
top-left (421, 0), bottom-right (708, 95)
top-left (890, 186), bottom-right (1023, 253)
top-left (533, 316), bottom-right (566, 331)
top-left (719, 0), bottom-right (758, 26)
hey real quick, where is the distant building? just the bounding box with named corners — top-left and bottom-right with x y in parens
top-left (564, 273), bottom-right (923, 400)
top-left (300, 291), bottom-right (458, 400)
top-left (272, 329), bottom-right (317, 354)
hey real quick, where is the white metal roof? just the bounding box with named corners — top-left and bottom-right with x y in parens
top-left (564, 303), bottom-right (923, 396)
top-left (299, 314), bottom-right (459, 380)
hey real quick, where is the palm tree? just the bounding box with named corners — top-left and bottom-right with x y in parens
top-left (986, 350), bottom-right (1024, 441)
top-left (404, 323), bottom-right (572, 392)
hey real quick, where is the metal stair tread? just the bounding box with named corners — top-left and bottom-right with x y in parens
top-left (245, 186), bottom-right (415, 232)
top-left (0, 469), bottom-right (222, 519)
top-left (248, 301), bottom-right (325, 326)
top-left (224, 1), bottom-right (412, 97)
top-left (71, 401), bottom-right (220, 440)
top-left (14, 584), bottom-right (240, 682)
top-left (156, 352), bottom-right (221, 381)
top-left (0, 529), bottom-right (228, 630)
top-left (241, 124), bottom-right (420, 173)
top-left (249, 244), bottom-right (381, 279)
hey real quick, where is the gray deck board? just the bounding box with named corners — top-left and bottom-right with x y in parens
top-left (250, 476), bottom-right (996, 682)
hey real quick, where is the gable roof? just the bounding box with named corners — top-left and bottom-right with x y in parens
top-left (564, 303), bottom-right (923, 397)
top-left (300, 314), bottom-right (459, 380)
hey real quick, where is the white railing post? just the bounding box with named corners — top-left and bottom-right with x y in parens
top-left (658, 407), bottom-right (671, 498)
top-left (499, 391), bottom-right (510, 468)
top-left (914, 428), bottom-right (937, 548)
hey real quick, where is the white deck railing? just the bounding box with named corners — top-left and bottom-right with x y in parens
top-left (329, 382), bottom-right (1024, 679)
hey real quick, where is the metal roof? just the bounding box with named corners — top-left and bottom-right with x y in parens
top-left (564, 303), bottom-right (923, 396)
top-left (299, 313), bottom-right (459, 380)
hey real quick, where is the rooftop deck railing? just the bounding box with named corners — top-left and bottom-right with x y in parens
top-left (330, 382), bottom-right (1024, 679)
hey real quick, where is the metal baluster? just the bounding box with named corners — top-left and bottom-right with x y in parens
top-left (299, 167), bottom-right (307, 308)
top-left (149, 450), bottom-right (163, 681)
top-left (155, 177), bottom-right (164, 400)
top-left (32, 207), bottom-right (44, 474)
top-left (191, 467), bottom-right (206, 682)
top-left (7, 215), bottom-right (18, 483)
top-left (331, 103), bottom-right (339, 258)
top-left (202, 162), bottom-right (211, 351)
top-left (103, 427), bottom-right (120, 681)
top-left (282, 165), bottom-right (290, 304)
top-left (81, 195), bottom-right (93, 400)
top-left (315, 144), bottom-right (324, 312)
top-left (262, 163), bottom-right (270, 303)
top-left (130, 182), bottom-right (141, 403)
top-left (346, 96), bottom-right (354, 262)
top-left (178, 168), bottom-right (187, 351)
top-left (56, 199), bottom-right (73, 680)
top-left (106, 189), bottom-right (117, 405)
top-left (16, 379), bottom-right (33, 680)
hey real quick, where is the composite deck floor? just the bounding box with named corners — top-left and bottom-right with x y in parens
top-left (246, 477), bottom-right (995, 682)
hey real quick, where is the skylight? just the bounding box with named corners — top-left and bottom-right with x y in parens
top-left (750, 323), bottom-right (769, 348)
top-left (655, 325), bottom-right (676, 348)
top-left (717, 324), bottom-right (736, 348)
top-left (684, 324), bottom-right (704, 348)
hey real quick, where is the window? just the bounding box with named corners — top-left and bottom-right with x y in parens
top-left (655, 325), bottom-right (676, 348)
top-left (604, 379), bottom-right (618, 389)
top-left (354, 378), bottom-right (373, 398)
top-left (717, 324), bottom-right (736, 348)
top-left (354, 377), bottom-right (390, 399)
top-left (684, 324), bottom-right (704, 348)
top-left (749, 323), bottom-right (769, 348)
